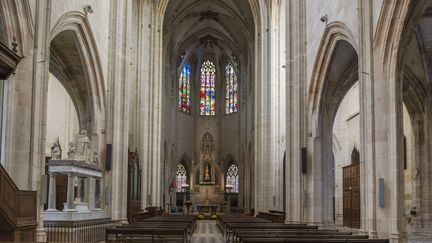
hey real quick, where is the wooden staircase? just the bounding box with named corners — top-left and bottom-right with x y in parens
top-left (0, 164), bottom-right (38, 241)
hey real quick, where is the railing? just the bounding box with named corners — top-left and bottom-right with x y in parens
top-left (44, 218), bottom-right (114, 242)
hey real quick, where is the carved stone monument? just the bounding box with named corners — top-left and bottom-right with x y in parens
top-left (71, 130), bottom-right (92, 163)
top-left (45, 130), bottom-right (103, 221)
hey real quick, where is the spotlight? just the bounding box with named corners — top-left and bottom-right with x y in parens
top-left (320, 14), bottom-right (328, 24)
top-left (84, 4), bottom-right (93, 14)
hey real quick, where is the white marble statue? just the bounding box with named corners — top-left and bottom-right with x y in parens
top-left (74, 130), bottom-right (92, 163)
top-left (93, 151), bottom-right (99, 165)
top-left (51, 137), bottom-right (62, 159)
top-left (67, 142), bottom-right (76, 159)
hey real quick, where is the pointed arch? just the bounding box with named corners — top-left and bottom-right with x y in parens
top-left (223, 153), bottom-right (238, 172)
top-left (225, 161), bottom-right (239, 193)
top-left (309, 22), bottom-right (358, 116)
top-left (307, 21), bottom-right (359, 225)
top-left (178, 59), bottom-right (192, 113)
top-left (199, 60), bottom-right (216, 115)
top-left (50, 12), bottom-right (106, 139)
top-left (0, 0), bottom-right (34, 55)
top-left (176, 153), bottom-right (192, 173)
top-left (225, 62), bottom-right (239, 114)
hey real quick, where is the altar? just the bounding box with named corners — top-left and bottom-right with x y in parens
top-left (195, 204), bottom-right (220, 213)
top-left (190, 184), bottom-right (224, 212)
top-left (176, 132), bottom-right (227, 213)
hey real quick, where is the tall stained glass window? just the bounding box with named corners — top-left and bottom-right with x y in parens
top-left (176, 163), bottom-right (187, 192)
top-left (199, 60), bottom-right (216, 115)
top-left (178, 61), bottom-right (191, 113)
top-left (225, 63), bottom-right (238, 114)
top-left (226, 163), bottom-right (239, 193)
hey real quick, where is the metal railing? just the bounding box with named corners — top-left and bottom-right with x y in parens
top-left (44, 218), bottom-right (114, 242)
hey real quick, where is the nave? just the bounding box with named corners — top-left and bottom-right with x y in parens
top-left (105, 212), bottom-right (390, 243)
top-left (1, 1), bottom-right (432, 242)
top-left (191, 221), bottom-right (224, 243)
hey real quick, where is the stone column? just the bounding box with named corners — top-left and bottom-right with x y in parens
top-left (30, 0), bottom-right (52, 241)
top-left (77, 177), bottom-right (83, 202)
top-left (108, 0), bottom-right (132, 222)
top-left (47, 173), bottom-right (57, 211)
top-left (358, 0), bottom-right (377, 237)
top-left (149, 2), bottom-right (163, 207)
top-left (88, 177), bottom-right (96, 210)
top-left (83, 177), bottom-right (89, 203)
top-left (373, 22), bottom-right (405, 243)
top-left (285, 0), bottom-right (307, 224)
top-left (65, 174), bottom-right (76, 211)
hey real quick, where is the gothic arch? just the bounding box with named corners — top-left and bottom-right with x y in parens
top-left (176, 153), bottom-right (192, 173)
top-left (49, 12), bottom-right (106, 146)
top-left (309, 21), bottom-right (358, 117)
top-left (307, 21), bottom-right (359, 224)
top-left (223, 154), bottom-right (239, 172)
top-left (0, 0), bottom-right (34, 55)
top-left (385, 2), bottom-right (432, 233)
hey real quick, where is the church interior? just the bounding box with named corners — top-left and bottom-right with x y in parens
top-left (0, 0), bottom-right (431, 242)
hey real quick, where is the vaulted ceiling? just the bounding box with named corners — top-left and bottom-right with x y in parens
top-left (163, 0), bottom-right (255, 68)
top-left (402, 5), bottom-right (432, 117)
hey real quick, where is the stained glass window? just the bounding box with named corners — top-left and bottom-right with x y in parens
top-left (178, 61), bottom-right (191, 113)
top-left (226, 163), bottom-right (239, 193)
top-left (225, 63), bottom-right (238, 114)
top-left (176, 164), bottom-right (187, 192)
top-left (199, 60), bottom-right (216, 115)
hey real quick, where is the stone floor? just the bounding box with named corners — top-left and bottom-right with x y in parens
top-left (191, 220), bottom-right (225, 243)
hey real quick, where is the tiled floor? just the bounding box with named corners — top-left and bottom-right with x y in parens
top-left (191, 220), bottom-right (225, 243)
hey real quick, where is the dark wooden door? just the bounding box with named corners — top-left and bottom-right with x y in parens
top-left (127, 151), bottom-right (142, 222)
top-left (343, 163), bottom-right (360, 228)
top-left (55, 174), bottom-right (68, 211)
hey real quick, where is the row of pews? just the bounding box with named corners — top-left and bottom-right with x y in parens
top-left (257, 210), bottom-right (286, 223)
top-left (106, 215), bottom-right (196, 242)
top-left (219, 214), bottom-right (389, 243)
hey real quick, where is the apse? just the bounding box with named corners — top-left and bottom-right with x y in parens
top-left (162, 0), bottom-right (255, 213)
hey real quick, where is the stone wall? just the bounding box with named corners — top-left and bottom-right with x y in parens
top-left (333, 82), bottom-right (360, 226)
top-left (45, 74), bottom-right (79, 159)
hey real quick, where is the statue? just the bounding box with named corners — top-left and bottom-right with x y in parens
top-left (75, 130), bottom-right (92, 163)
top-left (203, 162), bottom-right (211, 182)
top-left (93, 152), bottom-right (99, 165)
top-left (51, 137), bottom-right (62, 159)
top-left (67, 142), bottom-right (76, 159)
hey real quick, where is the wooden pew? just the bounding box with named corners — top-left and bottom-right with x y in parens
top-left (218, 214), bottom-right (389, 243)
top-left (257, 211), bottom-right (286, 223)
top-left (106, 226), bottom-right (187, 242)
top-left (224, 222), bottom-right (316, 242)
top-left (106, 214), bottom-right (196, 242)
top-left (241, 239), bottom-right (389, 243)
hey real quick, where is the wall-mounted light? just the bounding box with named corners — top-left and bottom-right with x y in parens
top-left (320, 14), bottom-right (328, 25)
top-left (84, 4), bottom-right (93, 14)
